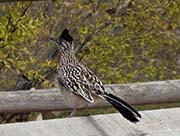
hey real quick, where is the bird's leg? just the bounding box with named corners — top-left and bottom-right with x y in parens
top-left (69, 108), bottom-right (77, 117)
top-left (69, 103), bottom-right (89, 117)
top-left (84, 103), bottom-right (89, 110)
top-left (68, 98), bottom-right (90, 117)
top-left (83, 103), bottom-right (91, 116)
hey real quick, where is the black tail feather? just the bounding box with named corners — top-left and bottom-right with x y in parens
top-left (103, 93), bottom-right (141, 123)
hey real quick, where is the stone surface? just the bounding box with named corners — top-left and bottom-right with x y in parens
top-left (0, 108), bottom-right (180, 136)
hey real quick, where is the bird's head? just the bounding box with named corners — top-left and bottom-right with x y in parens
top-left (50, 29), bottom-right (74, 52)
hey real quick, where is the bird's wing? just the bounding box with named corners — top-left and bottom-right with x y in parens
top-left (82, 66), bottom-right (105, 95)
top-left (57, 64), bottom-right (94, 103)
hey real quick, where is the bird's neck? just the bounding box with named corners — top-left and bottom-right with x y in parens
top-left (59, 50), bottom-right (77, 65)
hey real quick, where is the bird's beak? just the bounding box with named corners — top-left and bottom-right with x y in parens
top-left (48, 37), bottom-right (59, 44)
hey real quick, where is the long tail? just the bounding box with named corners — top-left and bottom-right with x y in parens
top-left (103, 92), bottom-right (141, 123)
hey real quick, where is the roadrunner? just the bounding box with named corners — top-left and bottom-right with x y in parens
top-left (51, 29), bottom-right (141, 122)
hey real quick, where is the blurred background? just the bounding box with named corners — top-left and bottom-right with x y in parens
top-left (0, 0), bottom-right (180, 123)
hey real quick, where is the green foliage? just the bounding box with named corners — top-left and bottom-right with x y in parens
top-left (80, 0), bottom-right (180, 83)
top-left (1, 0), bottom-right (180, 91)
top-left (0, 0), bottom-right (180, 124)
top-left (0, 2), bottom-right (56, 90)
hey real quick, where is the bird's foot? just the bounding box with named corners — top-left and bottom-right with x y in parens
top-left (69, 109), bottom-right (76, 117)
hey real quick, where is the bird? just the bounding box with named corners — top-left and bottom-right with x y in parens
top-left (50, 28), bottom-right (141, 123)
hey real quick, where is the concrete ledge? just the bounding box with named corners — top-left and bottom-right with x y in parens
top-left (0, 108), bottom-right (180, 136)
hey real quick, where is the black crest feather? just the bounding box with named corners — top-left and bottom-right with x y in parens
top-left (60, 29), bottom-right (73, 42)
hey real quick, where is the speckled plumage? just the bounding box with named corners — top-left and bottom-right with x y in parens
top-left (57, 62), bottom-right (105, 103)
top-left (53, 29), bottom-right (141, 122)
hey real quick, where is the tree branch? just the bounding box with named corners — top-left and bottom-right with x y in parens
top-left (75, 21), bottom-right (112, 54)
top-left (0, 80), bottom-right (180, 112)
